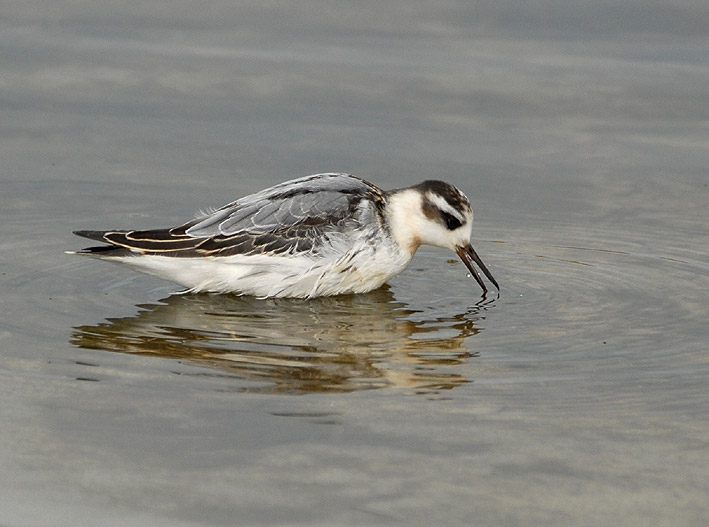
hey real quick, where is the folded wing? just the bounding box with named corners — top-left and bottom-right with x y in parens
top-left (74, 173), bottom-right (386, 258)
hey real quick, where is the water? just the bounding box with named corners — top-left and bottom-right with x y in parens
top-left (2, 2), bottom-right (708, 526)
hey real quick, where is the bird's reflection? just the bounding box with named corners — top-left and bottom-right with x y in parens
top-left (71, 288), bottom-right (492, 394)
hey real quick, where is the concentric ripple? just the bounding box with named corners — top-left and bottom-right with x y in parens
top-left (469, 222), bottom-right (709, 393)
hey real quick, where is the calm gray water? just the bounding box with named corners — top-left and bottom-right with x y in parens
top-left (2, 2), bottom-right (708, 526)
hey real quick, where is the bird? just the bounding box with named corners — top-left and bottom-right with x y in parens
top-left (71, 173), bottom-right (499, 298)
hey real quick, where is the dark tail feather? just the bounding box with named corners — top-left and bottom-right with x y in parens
top-left (72, 230), bottom-right (132, 256)
top-left (71, 228), bottom-right (203, 256)
top-left (73, 230), bottom-right (118, 242)
top-left (76, 244), bottom-right (133, 256)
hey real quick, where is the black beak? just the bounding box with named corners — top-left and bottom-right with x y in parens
top-left (456, 244), bottom-right (499, 294)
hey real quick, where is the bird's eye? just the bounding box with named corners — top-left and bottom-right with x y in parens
top-left (442, 211), bottom-right (463, 230)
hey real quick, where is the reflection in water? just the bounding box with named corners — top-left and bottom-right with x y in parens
top-left (71, 288), bottom-right (492, 394)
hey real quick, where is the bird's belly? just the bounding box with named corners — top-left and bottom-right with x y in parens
top-left (114, 242), bottom-right (412, 298)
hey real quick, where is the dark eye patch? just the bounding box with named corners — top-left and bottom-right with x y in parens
top-left (441, 211), bottom-right (463, 230)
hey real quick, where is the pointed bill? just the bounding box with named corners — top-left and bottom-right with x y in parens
top-left (456, 244), bottom-right (499, 294)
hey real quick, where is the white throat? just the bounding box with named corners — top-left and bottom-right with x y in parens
top-left (384, 189), bottom-right (426, 255)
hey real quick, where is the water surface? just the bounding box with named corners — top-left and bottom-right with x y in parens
top-left (2, 2), bottom-right (708, 526)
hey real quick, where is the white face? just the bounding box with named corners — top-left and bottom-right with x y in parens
top-left (385, 182), bottom-right (475, 255)
top-left (419, 187), bottom-right (499, 294)
top-left (387, 181), bottom-right (498, 294)
top-left (417, 190), bottom-right (474, 251)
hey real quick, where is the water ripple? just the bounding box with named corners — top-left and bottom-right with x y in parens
top-left (475, 223), bottom-right (709, 387)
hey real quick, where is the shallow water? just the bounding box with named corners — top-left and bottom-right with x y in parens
top-left (2, 2), bottom-right (709, 526)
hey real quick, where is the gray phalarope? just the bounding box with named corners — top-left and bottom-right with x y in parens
top-left (71, 173), bottom-right (499, 298)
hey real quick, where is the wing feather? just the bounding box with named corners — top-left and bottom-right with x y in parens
top-left (74, 174), bottom-right (387, 258)
top-left (185, 173), bottom-right (381, 237)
